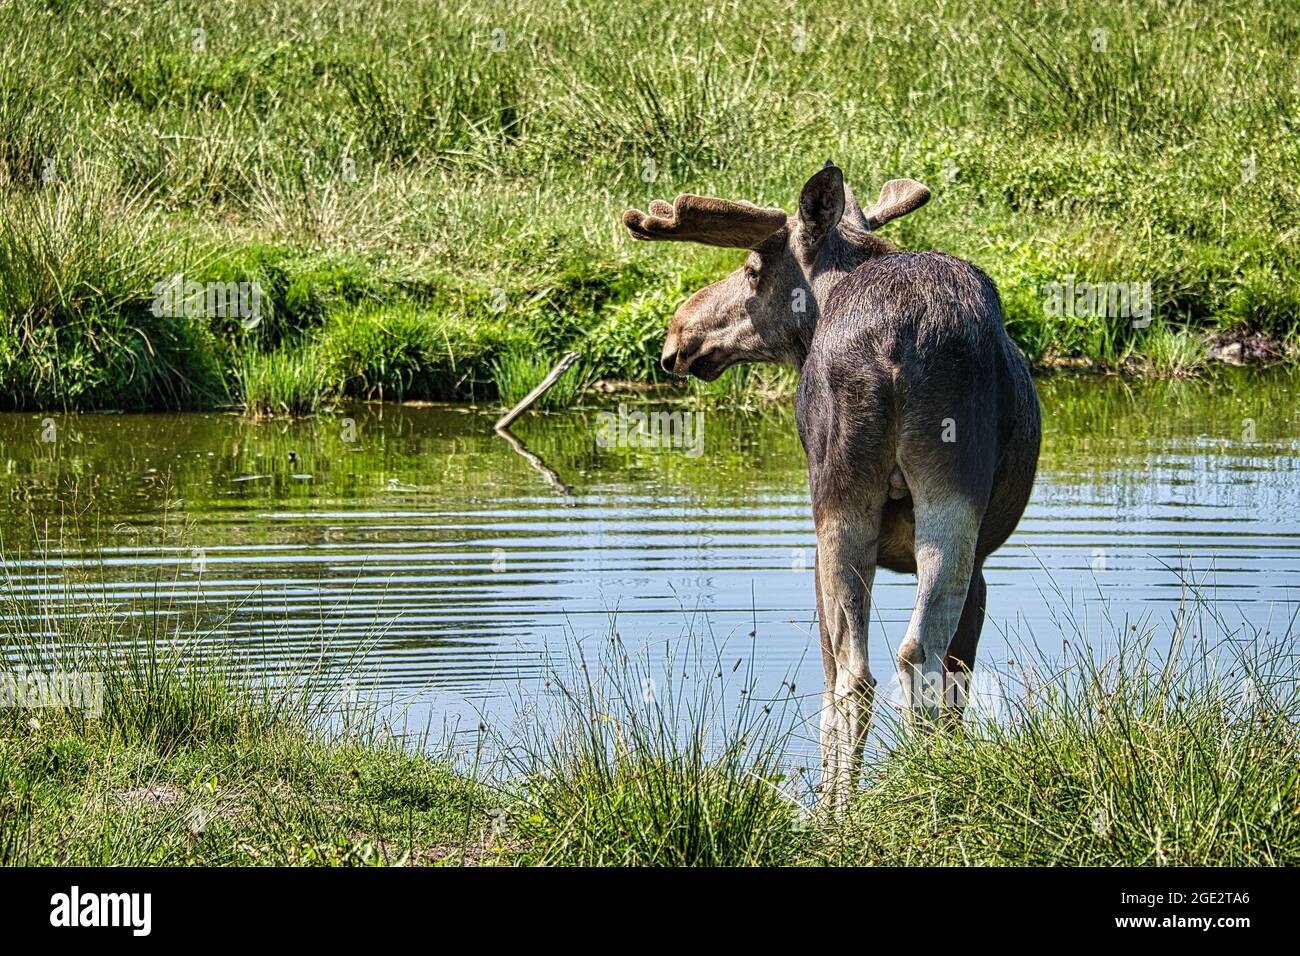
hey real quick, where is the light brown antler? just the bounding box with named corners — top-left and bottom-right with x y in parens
top-left (862, 179), bottom-right (931, 230)
top-left (623, 194), bottom-right (788, 248)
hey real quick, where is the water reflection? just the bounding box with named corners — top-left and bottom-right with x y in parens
top-left (0, 368), bottom-right (1296, 738)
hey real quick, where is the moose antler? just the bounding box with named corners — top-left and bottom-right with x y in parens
top-left (623, 195), bottom-right (788, 248)
top-left (862, 179), bottom-right (931, 231)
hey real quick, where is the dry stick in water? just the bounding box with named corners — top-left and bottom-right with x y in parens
top-left (493, 351), bottom-right (580, 431)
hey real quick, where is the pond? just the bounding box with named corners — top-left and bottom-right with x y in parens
top-left (1, 368), bottom-right (1297, 751)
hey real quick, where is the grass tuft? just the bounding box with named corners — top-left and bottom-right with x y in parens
top-left (497, 635), bottom-right (802, 866)
top-left (236, 344), bottom-right (326, 418)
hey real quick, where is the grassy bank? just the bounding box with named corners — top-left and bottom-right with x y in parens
top-left (3, 579), bottom-right (1296, 866)
top-left (0, 0), bottom-right (1296, 412)
top-left (0, 586), bottom-right (489, 865)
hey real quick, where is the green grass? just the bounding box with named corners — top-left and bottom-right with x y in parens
top-left (822, 622), bottom-right (1300, 865)
top-left (0, 170), bottom-right (226, 410)
top-left (0, 559), bottom-right (491, 865)
top-left (3, 556), bottom-right (1296, 866)
top-left (1127, 320), bottom-right (1211, 376)
top-left (689, 363), bottom-right (801, 409)
top-left (0, 0), bottom-right (1295, 412)
top-left (236, 344), bottom-right (326, 418)
top-left (497, 635), bottom-right (802, 865)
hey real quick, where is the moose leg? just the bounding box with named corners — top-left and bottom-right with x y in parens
top-left (814, 499), bottom-right (883, 802)
top-left (896, 498), bottom-right (980, 723)
top-left (813, 552), bottom-right (841, 794)
top-left (943, 562), bottom-right (986, 719)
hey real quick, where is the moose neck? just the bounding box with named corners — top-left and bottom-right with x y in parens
top-left (790, 226), bottom-right (893, 373)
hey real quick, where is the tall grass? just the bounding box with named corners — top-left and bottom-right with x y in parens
top-left (689, 363), bottom-right (800, 409)
top-left (495, 634), bottom-right (803, 865)
top-left (0, 541), bottom-right (350, 749)
top-left (236, 344), bottom-right (327, 418)
top-left (0, 541), bottom-right (489, 865)
top-left (1130, 320), bottom-right (1209, 376)
top-left (0, 171), bottom-right (225, 409)
top-left (823, 599), bottom-right (1300, 865)
top-left (335, 32), bottom-right (523, 166)
top-left (0, 0), bottom-right (1294, 411)
top-left (476, 587), bottom-right (1298, 866)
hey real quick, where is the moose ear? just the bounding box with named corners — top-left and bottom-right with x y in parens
top-left (862, 179), bottom-right (930, 230)
top-left (797, 163), bottom-right (845, 248)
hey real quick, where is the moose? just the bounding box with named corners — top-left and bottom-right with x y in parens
top-left (623, 164), bottom-right (1041, 799)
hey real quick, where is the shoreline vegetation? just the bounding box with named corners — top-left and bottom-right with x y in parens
top-left (1, 1), bottom-right (1297, 417)
top-left (2, 561), bottom-right (1297, 866)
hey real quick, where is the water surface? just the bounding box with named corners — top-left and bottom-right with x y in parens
top-left (2, 369), bottom-right (1297, 743)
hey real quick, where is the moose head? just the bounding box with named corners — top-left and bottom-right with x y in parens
top-left (623, 164), bottom-right (930, 379)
